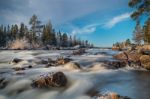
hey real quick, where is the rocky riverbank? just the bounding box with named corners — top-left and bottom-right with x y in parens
top-left (113, 45), bottom-right (150, 70)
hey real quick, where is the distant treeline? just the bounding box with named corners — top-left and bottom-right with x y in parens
top-left (0, 14), bottom-right (93, 48)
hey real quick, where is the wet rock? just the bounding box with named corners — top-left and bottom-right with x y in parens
top-left (0, 78), bottom-right (9, 89)
top-left (11, 58), bottom-right (23, 64)
top-left (12, 67), bottom-right (25, 71)
top-left (41, 60), bottom-right (48, 64)
top-left (140, 55), bottom-right (150, 70)
top-left (104, 61), bottom-right (127, 69)
top-left (96, 92), bottom-right (131, 99)
top-left (16, 72), bottom-right (25, 75)
top-left (31, 72), bottom-right (67, 88)
top-left (56, 57), bottom-right (72, 65)
top-left (73, 49), bottom-right (86, 55)
top-left (48, 58), bottom-right (56, 64)
top-left (45, 57), bottom-right (72, 67)
top-left (28, 65), bottom-right (32, 68)
top-left (45, 58), bottom-right (56, 68)
top-left (45, 63), bottom-right (55, 68)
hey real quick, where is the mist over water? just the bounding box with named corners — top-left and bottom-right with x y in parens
top-left (0, 49), bottom-right (150, 99)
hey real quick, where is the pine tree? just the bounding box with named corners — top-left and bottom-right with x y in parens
top-left (143, 18), bottom-right (150, 44)
top-left (129, 0), bottom-right (150, 20)
top-left (29, 14), bottom-right (38, 42)
top-left (0, 25), bottom-right (4, 46)
top-left (62, 33), bottom-right (68, 47)
top-left (72, 35), bottom-right (77, 46)
top-left (125, 39), bottom-right (131, 46)
top-left (133, 21), bottom-right (143, 45)
top-left (0, 14), bottom-right (94, 48)
top-left (42, 21), bottom-right (53, 45)
top-left (0, 26), bottom-right (7, 47)
top-left (85, 40), bottom-right (88, 47)
top-left (68, 35), bottom-right (73, 47)
top-left (11, 24), bottom-right (18, 40)
top-left (24, 26), bottom-right (29, 38)
top-left (51, 29), bottom-right (57, 46)
top-left (6, 25), bottom-right (11, 41)
top-left (19, 23), bottom-right (25, 39)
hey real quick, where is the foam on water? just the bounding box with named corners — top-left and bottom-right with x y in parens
top-left (1, 50), bottom-right (150, 99)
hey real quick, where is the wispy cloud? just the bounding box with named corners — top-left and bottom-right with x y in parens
top-left (104, 12), bottom-right (131, 28)
top-left (71, 23), bottom-right (102, 35)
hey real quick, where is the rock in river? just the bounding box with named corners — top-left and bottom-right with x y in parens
top-left (64, 62), bottom-right (81, 70)
top-left (31, 72), bottom-right (67, 88)
top-left (11, 58), bottom-right (23, 64)
top-left (96, 92), bottom-right (131, 99)
top-left (0, 78), bottom-right (9, 89)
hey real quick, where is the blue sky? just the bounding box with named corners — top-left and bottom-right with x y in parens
top-left (0, 0), bottom-right (137, 47)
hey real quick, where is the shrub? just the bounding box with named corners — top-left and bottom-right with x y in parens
top-left (8, 38), bottom-right (30, 50)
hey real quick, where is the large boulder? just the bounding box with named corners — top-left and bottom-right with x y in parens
top-left (140, 55), bottom-right (150, 70)
top-left (31, 72), bottom-right (67, 88)
top-left (113, 52), bottom-right (128, 60)
top-left (114, 51), bottom-right (142, 62)
top-left (113, 51), bottom-right (144, 69)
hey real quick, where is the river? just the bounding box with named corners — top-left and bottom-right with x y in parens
top-left (0, 49), bottom-right (150, 99)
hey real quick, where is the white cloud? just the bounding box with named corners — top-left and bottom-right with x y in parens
top-left (104, 12), bottom-right (131, 28)
top-left (71, 23), bottom-right (101, 35)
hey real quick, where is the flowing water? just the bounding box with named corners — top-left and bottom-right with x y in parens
top-left (0, 49), bottom-right (150, 99)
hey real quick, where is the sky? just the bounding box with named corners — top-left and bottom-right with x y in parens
top-left (0, 0), bottom-right (137, 47)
